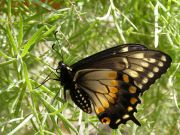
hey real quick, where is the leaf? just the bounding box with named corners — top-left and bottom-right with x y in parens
top-left (7, 114), bottom-right (33, 135)
top-left (21, 26), bottom-right (46, 58)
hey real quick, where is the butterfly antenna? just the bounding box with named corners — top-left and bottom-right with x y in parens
top-left (53, 31), bottom-right (64, 61)
top-left (35, 71), bottom-right (53, 89)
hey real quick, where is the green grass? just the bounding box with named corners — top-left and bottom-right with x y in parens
top-left (0, 0), bottom-right (180, 135)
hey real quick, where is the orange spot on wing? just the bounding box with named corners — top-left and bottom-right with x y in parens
top-left (130, 97), bottom-right (138, 104)
top-left (129, 86), bottom-right (137, 93)
top-left (123, 74), bottom-right (129, 83)
top-left (110, 80), bottom-right (118, 86)
top-left (109, 87), bottom-right (118, 93)
top-left (95, 107), bottom-right (105, 114)
top-left (101, 117), bottom-right (111, 124)
top-left (127, 106), bottom-right (133, 111)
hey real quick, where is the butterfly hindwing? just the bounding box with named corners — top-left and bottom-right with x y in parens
top-left (74, 69), bottom-right (142, 128)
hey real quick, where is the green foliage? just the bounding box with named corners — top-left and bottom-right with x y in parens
top-left (0, 0), bottom-right (179, 135)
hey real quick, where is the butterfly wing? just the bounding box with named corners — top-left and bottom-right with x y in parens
top-left (72, 44), bottom-right (148, 71)
top-left (73, 69), bottom-right (142, 129)
top-left (72, 44), bottom-right (172, 93)
top-left (70, 44), bottom-right (171, 128)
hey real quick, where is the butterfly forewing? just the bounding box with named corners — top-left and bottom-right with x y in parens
top-left (72, 45), bottom-right (172, 93)
top-left (122, 50), bottom-right (171, 92)
top-left (72, 44), bottom-right (148, 71)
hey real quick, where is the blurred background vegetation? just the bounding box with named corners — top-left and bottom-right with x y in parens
top-left (0, 0), bottom-right (179, 135)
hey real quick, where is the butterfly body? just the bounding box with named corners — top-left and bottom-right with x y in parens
top-left (57, 44), bottom-right (172, 129)
top-left (58, 62), bottom-right (74, 90)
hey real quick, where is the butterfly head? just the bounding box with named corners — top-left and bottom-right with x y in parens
top-left (57, 61), bottom-right (65, 70)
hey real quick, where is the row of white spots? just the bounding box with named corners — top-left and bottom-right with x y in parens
top-left (131, 53), bottom-right (167, 62)
top-left (75, 90), bottom-right (91, 113)
top-left (124, 54), bottom-right (168, 89)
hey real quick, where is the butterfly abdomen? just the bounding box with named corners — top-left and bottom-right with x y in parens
top-left (70, 88), bottom-right (92, 113)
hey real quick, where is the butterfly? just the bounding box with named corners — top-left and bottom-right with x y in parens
top-left (56, 44), bottom-right (172, 129)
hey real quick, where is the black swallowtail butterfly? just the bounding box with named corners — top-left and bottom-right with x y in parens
top-left (56, 44), bottom-right (171, 129)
